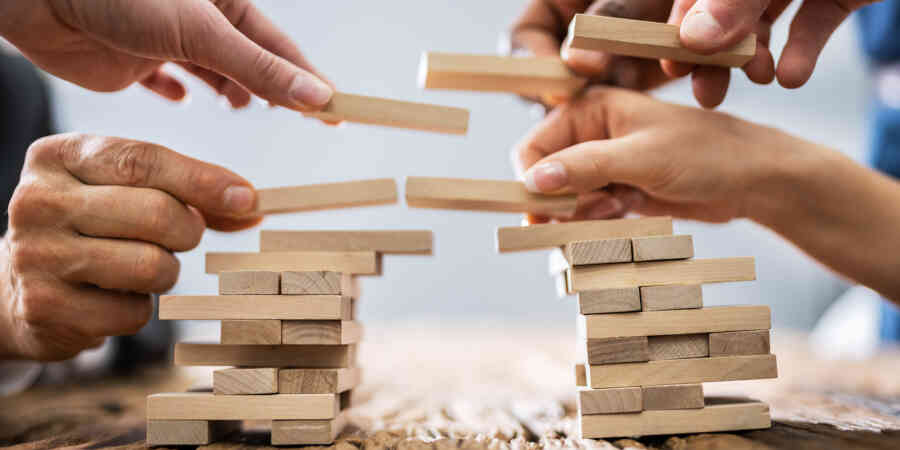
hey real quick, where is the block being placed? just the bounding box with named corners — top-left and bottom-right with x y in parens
top-left (419, 52), bottom-right (587, 96)
top-left (279, 367), bottom-right (362, 394)
top-left (406, 176), bottom-right (577, 216)
top-left (146, 393), bottom-right (339, 420)
top-left (647, 334), bottom-right (709, 360)
top-left (281, 271), bottom-right (357, 296)
top-left (254, 178), bottom-right (398, 214)
top-left (305, 92), bottom-right (469, 135)
top-left (261, 229), bottom-right (433, 254)
top-left (220, 319), bottom-right (282, 345)
top-left (174, 343), bottom-right (356, 368)
top-left (568, 257), bottom-right (756, 291)
top-left (282, 321), bottom-right (363, 345)
top-left (631, 235), bottom-right (694, 262)
top-left (709, 330), bottom-right (771, 357)
top-left (159, 295), bottom-right (353, 320)
top-left (586, 336), bottom-right (649, 365)
top-left (579, 306), bottom-right (771, 339)
top-left (146, 420), bottom-right (239, 446)
top-left (564, 238), bottom-right (632, 265)
top-left (586, 354), bottom-right (778, 388)
top-left (642, 384), bottom-right (704, 410)
top-left (213, 368), bottom-right (278, 395)
top-left (218, 271), bottom-right (279, 295)
top-left (577, 386), bottom-right (642, 415)
top-left (640, 284), bottom-right (703, 311)
top-left (579, 288), bottom-right (641, 314)
top-left (206, 251), bottom-right (379, 275)
top-left (271, 415), bottom-right (347, 445)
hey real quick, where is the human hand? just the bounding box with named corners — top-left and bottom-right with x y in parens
top-left (0, 0), bottom-right (332, 110)
top-left (0, 133), bottom-right (261, 361)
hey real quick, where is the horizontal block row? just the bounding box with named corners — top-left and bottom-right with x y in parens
top-left (583, 354), bottom-right (778, 388)
top-left (259, 230), bottom-right (432, 254)
top-left (577, 284), bottom-right (703, 313)
top-left (586, 330), bottom-right (770, 365)
top-left (147, 392), bottom-right (340, 420)
top-left (568, 257), bottom-right (756, 291)
top-left (219, 271), bottom-right (358, 296)
top-left (174, 343), bottom-right (356, 368)
top-left (305, 92), bottom-right (469, 135)
top-left (221, 320), bottom-right (363, 345)
top-left (579, 306), bottom-right (771, 340)
top-left (207, 252), bottom-right (380, 275)
top-left (159, 295), bottom-right (354, 320)
top-left (578, 384), bottom-right (704, 414)
top-left (255, 178), bottom-right (397, 215)
top-left (498, 217), bottom-right (674, 253)
top-left (213, 367), bottom-right (361, 395)
top-left (406, 177), bottom-right (577, 216)
top-left (564, 235), bottom-right (693, 265)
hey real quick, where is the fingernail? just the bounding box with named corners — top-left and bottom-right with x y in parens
top-left (524, 162), bottom-right (568, 193)
top-left (223, 185), bottom-right (255, 213)
top-left (682, 10), bottom-right (724, 43)
top-left (586, 197), bottom-right (624, 219)
top-left (290, 73), bottom-right (333, 107)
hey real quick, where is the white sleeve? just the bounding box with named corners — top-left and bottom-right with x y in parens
top-left (0, 361), bottom-right (41, 396)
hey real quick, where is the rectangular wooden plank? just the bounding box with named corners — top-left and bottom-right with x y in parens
top-left (174, 343), bottom-right (356, 368)
top-left (147, 393), bottom-right (339, 420)
top-left (709, 330), bottom-right (771, 357)
top-left (565, 15), bottom-right (756, 68)
top-left (271, 415), bottom-right (347, 445)
top-left (406, 176), bottom-right (577, 216)
top-left (586, 354), bottom-right (777, 388)
top-left (261, 230), bottom-right (433, 254)
top-left (497, 217), bottom-right (673, 253)
top-left (282, 321), bottom-right (363, 345)
top-left (631, 235), bottom-right (694, 262)
top-left (580, 306), bottom-right (770, 339)
top-left (647, 334), bottom-right (709, 360)
top-left (206, 251), bottom-right (379, 275)
top-left (280, 272), bottom-right (358, 296)
top-left (579, 398), bottom-right (770, 438)
top-left (159, 295), bottom-right (352, 320)
top-left (279, 368), bottom-right (362, 394)
top-left (577, 387), bottom-right (642, 415)
top-left (579, 288), bottom-right (641, 314)
top-left (146, 420), bottom-right (239, 446)
top-left (419, 52), bottom-right (587, 96)
top-left (575, 364), bottom-right (587, 387)
top-left (639, 284), bottom-right (703, 311)
top-left (213, 368), bottom-right (278, 395)
top-left (220, 320), bottom-right (282, 345)
top-left (586, 336), bottom-right (649, 365)
top-left (254, 178), bottom-right (397, 214)
top-left (218, 271), bottom-right (280, 295)
top-left (565, 238), bottom-right (632, 265)
top-left (568, 257), bottom-right (756, 291)
top-left (305, 92), bottom-right (469, 135)
top-left (641, 384), bottom-right (704, 410)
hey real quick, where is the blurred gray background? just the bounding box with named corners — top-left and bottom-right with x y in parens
top-left (46, 1), bottom-right (870, 331)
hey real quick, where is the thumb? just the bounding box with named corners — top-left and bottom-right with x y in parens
top-left (679, 0), bottom-right (769, 53)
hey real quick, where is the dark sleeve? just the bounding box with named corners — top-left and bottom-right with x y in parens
top-left (0, 51), bottom-right (56, 236)
top-left (857, 0), bottom-right (900, 63)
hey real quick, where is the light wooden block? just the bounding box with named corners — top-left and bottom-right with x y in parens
top-left (282, 321), bottom-right (363, 345)
top-left (280, 272), bottom-right (357, 296)
top-left (586, 354), bottom-right (777, 388)
top-left (580, 398), bottom-right (770, 438)
top-left (565, 15), bottom-right (756, 68)
top-left (174, 343), bottom-right (356, 368)
top-left (497, 217), bottom-right (673, 253)
top-left (255, 178), bottom-right (397, 214)
top-left (261, 230), bottom-right (433, 254)
top-left (419, 52), bottom-right (587, 96)
top-left (159, 295), bottom-right (352, 320)
top-left (631, 235), bottom-right (694, 262)
top-left (586, 336), bottom-right (649, 365)
top-left (642, 384), bottom-right (704, 410)
top-left (218, 271), bottom-right (280, 295)
top-left (406, 177), bottom-right (577, 216)
top-left (577, 387), bottom-right (642, 415)
top-left (147, 393), bottom-right (339, 420)
top-left (579, 288), bottom-right (641, 314)
top-left (206, 251), bottom-right (379, 275)
top-left (639, 284), bottom-right (702, 311)
top-left (568, 257), bottom-right (756, 291)
top-left (565, 238), bottom-right (632, 265)
top-left (575, 364), bottom-right (587, 387)
top-left (220, 320), bottom-right (282, 345)
top-left (305, 92), bottom-right (469, 135)
top-left (213, 368), bottom-right (278, 395)
top-left (146, 420), bottom-right (239, 446)
top-left (279, 368), bottom-right (362, 394)
top-left (709, 330), bottom-right (771, 357)
top-left (647, 334), bottom-right (709, 360)
top-left (271, 415), bottom-right (347, 445)
top-left (580, 305), bottom-right (770, 339)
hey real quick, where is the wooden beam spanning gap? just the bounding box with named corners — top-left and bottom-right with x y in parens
top-left (406, 176), bottom-right (577, 216)
top-left (418, 52), bottom-right (587, 96)
top-left (206, 251), bottom-right (379, 275)
top-left (305, 92), bottom-right (469, 135)
top-left (254, 179), bottom-right (398, 214)
top-left (261, 230), bottom-right (433, 254)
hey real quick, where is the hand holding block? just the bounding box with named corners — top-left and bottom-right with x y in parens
top-left (255, 179), bottom-right (397, 214)
top-left (565, 15), bottom-right (756, 67)
top-left (419, 52), bottom-right (587, 96)
top-left (406, 177), bottom-right (577, 215)
top-left (305, 92), bottom-right (469, 135)
top-left (497, 216), bottom-right (673, 252)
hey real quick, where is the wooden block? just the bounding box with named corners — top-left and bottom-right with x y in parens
top-left (261, 229), bottom-right (433, 254)
top-left (159, 295), bottom-right (352, 320)
top-left (406, 177), bottom-right (577, 216)
top-left (554, 272), bottom-right (571, 298)
top-left (709, 330), bottom-right (771, 357)
top-left (174, 343), bottom-right (356, 368)
top-left (631, 235), bottom-right (693, 262)
top-left (577, 387), bottom-right (642, 415)
top-left (568, 257), bottom-right (756, 291)
top-left (586, 354), bottom-right (778, 388)
top-left (146, 420), bottom-right (239, 446)
top-left (642, 384), bottom-right (704, 410)
top-left (206, 251), bottom-right (379, 275)
top-left (419, 52), bottom-right (587, 96)
top-left (213, 368), bottom-right (278, 395)
top-left (640, 284), bottom-right (702, 311)
top-left (279, 367), bottom-right (362, 394)
top-left (580, 398), bottom-right (770, 438)
top-left (305, 92), bottom-right (469, 135)
top-left (565, 15), bottom-right (756, 68)
top-left (497, 217), bottom-right (673, 253)
top-left (147, 392), bottom-right (339, 420)
top-left (271, 415), bottom-right (347, 445)
top-left (579, 288), bottom-right (641, 314)
top-left (580, 305), bottom-right (770, 339)
top-left (565, 238), bottom-right (632, 265)
top-left (281, 272), bottom-right (357, 296)
top-left (575, 364), bottom-right (587, 387)
top-left (282, 321), bottom-right (363, 345)
top-left (255, 178), bottom-right (397, 214)
top-left (220, 320), bottom-right (282, 345)
top-left (586, 336), bottom-right (649, 365)
top-left (647, 334), bottom-right (709, 360)
top-left (218, 271), bottom-right (280, 295)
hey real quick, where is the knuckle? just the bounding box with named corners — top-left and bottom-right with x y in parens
top-left (14, 278), bottom-right (56, 327)
top-left (131, 246), bottom-right (178, 292)
top-left (252, 51), bottom-right (285, 85)
top-left (110, 142), bottom-right (161, 186)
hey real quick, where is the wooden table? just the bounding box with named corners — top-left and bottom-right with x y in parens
top-left (2, 326), bottom-right (900, 449)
